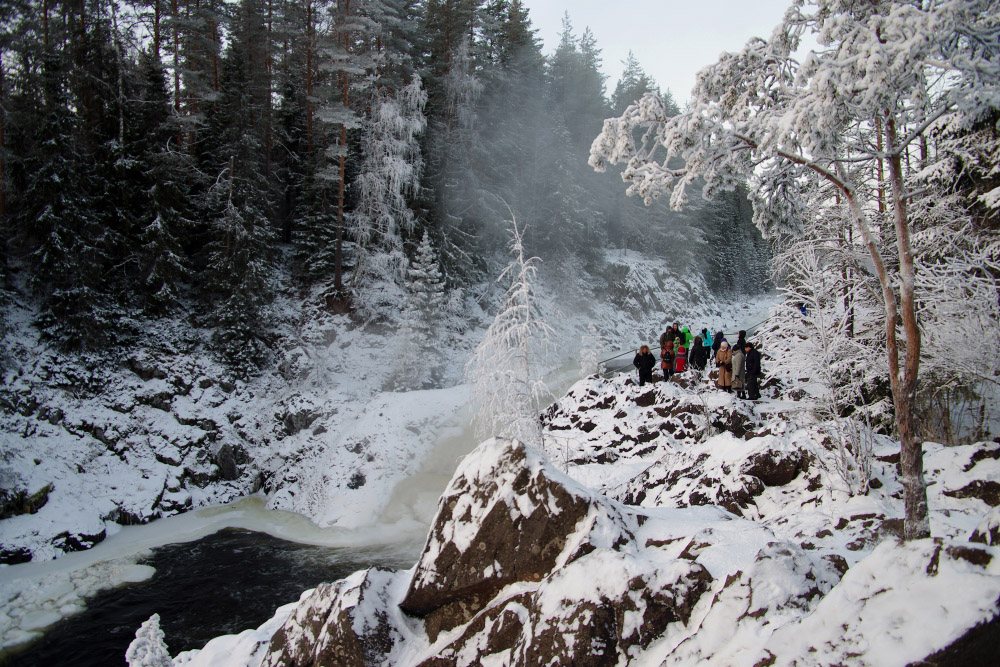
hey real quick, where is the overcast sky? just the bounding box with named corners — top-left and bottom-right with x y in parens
top-left (520, 0), bottom-right (794, 104)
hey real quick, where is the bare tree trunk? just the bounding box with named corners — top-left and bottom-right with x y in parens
top-left (0, 57), bottom-right (5, 222)
top-left (876, 116), bottom-right (885, 215)
top-left (886, 115), bottom-right (930, 541)
top-left (265, 0), bottom-right (273, 183)
top-left (154, 0), bottom-right (161, 58)
top-left (305, 0), bottom-right (313, 155)
top-left (172, 0), bottom-right (181, 140)
top-left (333, 0), bottom-right (351, 296)
top-left (837, 153), bottom-right (928, 542)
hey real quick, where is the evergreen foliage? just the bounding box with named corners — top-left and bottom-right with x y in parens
top-left (0, 0), bottom-right (772, 370)
top-left (466, 218), bottom-right (553, 445)
top-left (394, 230), bottom-right (446, 390)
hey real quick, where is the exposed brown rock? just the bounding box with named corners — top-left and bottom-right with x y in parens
top-left (399, 439), bottom-right (635, 641)
top-left (944, 480), bottom-right (1000, 507)
top-left (263, 568), bottom-right (403, 667)
top-left (417, 554), bottom-right (712, 667)
top-left (970, 508), bottom-right (1000, 546)
top-left (907, 608), bottom-right (1000, 667)
top-left (743, 449), bottom-right (806, 487)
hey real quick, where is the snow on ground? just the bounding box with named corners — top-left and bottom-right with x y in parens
top-left (1, 249), bottom-right (774, 653)
top-left (176, 363), bottom-right (1000, 665)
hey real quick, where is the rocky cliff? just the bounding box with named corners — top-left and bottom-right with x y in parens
top-left (177, 371), bottom-right (1000, 667)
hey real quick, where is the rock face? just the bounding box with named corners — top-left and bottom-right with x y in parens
top-left (261, 438), bottom-right (713, 666)
top-left (616, 436), bottom-right (809, 518)
top-left (399, 439), bottom-right (639, 641)
top-left (263, 568), bottom-right (409, 667)
top-left (416, 549), bottom-right (711, 667)
top-left (970, 507), bottom-right (1000, 546)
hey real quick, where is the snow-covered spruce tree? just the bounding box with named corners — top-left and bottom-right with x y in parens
top-left (466, 218), bottom-right (553, 447)
top-left (132, 48), bottom-right (193, 316)
top-left (125, 613), bottom-right (172, 667)
top-left (202, 4), bottom-right (275, 373)
top-left (580, 323), bottom-right (603, 378)
top-left (14, 51), bottom-right (111, 349)
top-left (349, 75), bottom-right (427, 319)
top-left (393, 230), bottom-right (446, 390)
top-left (590, 0), bottom-right (1000, 541)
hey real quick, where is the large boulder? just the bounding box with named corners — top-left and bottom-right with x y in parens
top-left (399, 438), bottom-right (637, 641)
top-left (761, 540), bottom-right (1000, 667)
top-left (417, 549), bottom-right (711, 666)
top-left (263, 568), bottom-right (409, 667)
top-left (259, 438), bottom-right (713, 666)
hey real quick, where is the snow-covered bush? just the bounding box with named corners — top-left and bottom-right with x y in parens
top-left (126, 614), bottom-right (172, 667)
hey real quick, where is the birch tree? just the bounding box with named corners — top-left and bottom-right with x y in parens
top-left (466, 217), bottom-right (553, 446)
top-left (590, 0), bottom-right (1000, 541)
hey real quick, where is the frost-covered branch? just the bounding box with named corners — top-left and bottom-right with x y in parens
top-left (466, 217), bottom-right (553, 447)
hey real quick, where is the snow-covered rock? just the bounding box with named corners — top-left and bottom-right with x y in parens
top-left (399, 439), bottom-right (642, 641)
top-left (259, 438), bottom-right (714, 666)
top-left (263, 568), bottom-right (413, 667)
top-left (185, 370), bottom-right (1000, 667)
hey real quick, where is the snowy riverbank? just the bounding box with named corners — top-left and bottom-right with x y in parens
top-left (170, 367), bottom-right (1000, 666)
top-left (0, 246), bottom-right (778, 654)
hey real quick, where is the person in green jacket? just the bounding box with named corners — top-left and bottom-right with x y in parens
top-left (681, 326), bottom-right (693, 348)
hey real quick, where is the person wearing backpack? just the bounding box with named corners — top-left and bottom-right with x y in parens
top-left (674, 339), bottom-right (687, 374)
top-left (660, 341), bottom-right (675, 381)
top-left (690, 335), bottom-right (708, 371)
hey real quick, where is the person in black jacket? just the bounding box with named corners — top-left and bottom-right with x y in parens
top-left (735, 330), bottom-right (747, 353)
top-left (745, 342), bottom-right (762, 400)
top-left (633, 345), bottom-right (657, 386)
top-left (690, 335), bottom-right (708, 371)
top-left (712, 330), bottom-right (724, 357)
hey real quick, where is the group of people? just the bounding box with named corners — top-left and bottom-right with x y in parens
top-left (632, 323), bottom-right (763, 400)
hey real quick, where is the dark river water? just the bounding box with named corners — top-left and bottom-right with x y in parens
top-left (2, 528), bottom-right (415, 667)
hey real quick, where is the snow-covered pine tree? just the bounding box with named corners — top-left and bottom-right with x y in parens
top-left (125, 613), bottom-right (172, 667)
top-left (393, 231), bottom-right (446, 390)
top-left (466, 217), bottom-right (553, 446)
top-left (406, 230), bottom-right (445, 340)
top-left (770, 246), bottom-right (878, 496)
top-left (132, 48), bottom-right (193, 315)
top-left (202, 2), bottom-right (275, 371)
top-left (15, 51), bottom-right (110, 349)
top-left (349, 75), bottom-right (427, 318)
